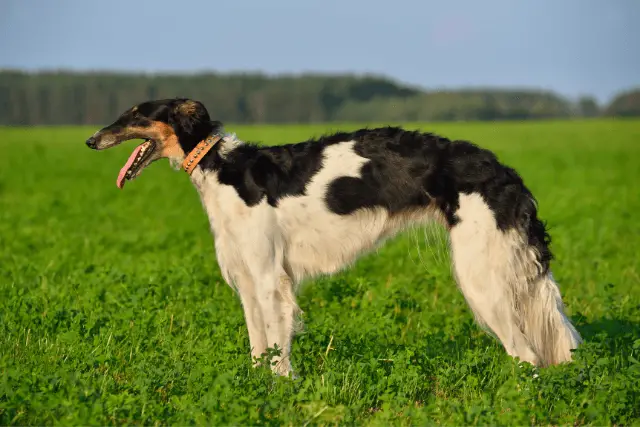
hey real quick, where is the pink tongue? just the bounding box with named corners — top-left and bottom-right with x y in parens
top-left (116, 144), bottom-right (144, 189)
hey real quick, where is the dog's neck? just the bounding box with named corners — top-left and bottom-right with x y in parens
top-left (176, 130), bottom-right (243, 171)
top-left (184, 131), bottom-right (244, 185)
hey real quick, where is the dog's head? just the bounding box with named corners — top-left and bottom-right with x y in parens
top-left (85, 98), bottom-right (222, 188)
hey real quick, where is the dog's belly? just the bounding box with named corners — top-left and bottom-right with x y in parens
top-left (276, 200), bottom-right (392, 281)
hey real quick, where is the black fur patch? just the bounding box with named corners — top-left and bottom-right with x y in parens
top-left (203, 136), bottom-right (340, 206)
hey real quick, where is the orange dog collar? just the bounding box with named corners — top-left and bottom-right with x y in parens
top-left (182, 135), bottom-right (222, 175)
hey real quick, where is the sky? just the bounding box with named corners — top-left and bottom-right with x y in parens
top-left (1, 0), bottom-right (638, 103)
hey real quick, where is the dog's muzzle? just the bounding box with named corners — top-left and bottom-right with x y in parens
top-left (86, 136), bottom-right (98, 149)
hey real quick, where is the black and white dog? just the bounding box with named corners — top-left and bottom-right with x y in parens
top-left (85, 98), bottom-right (582, 376)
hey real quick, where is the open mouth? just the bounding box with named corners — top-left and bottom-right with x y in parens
top-left (116, 139), bottom-right (156, 189)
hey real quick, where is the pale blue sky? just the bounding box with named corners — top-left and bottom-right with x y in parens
top-left (1, 0), bottom-right (638, 103)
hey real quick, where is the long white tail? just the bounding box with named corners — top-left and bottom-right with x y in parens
top-left (519, 271), bottom-right (582, 366)
top-left (448, 193), bottom-right (582, 367)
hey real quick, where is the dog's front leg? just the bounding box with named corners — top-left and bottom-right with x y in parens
top-left (226, 241), bottom-right (298, 376)
top-left (219, 204), bottom-right (299, 376)
top-left (253, 269), bottom-right (299, 377)
top-left (233, 269), bottom-right (268, 365)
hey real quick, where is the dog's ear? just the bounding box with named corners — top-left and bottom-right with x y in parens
top-left (175, 99), bottom-right (200, 117)
top-left (170, 100), bottom-right (210, 136)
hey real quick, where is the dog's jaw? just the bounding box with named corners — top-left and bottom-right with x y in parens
top-left (116, 139), bottom-right (156, 189)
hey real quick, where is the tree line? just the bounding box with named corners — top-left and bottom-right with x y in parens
top-left (0, 70), bottom-right (638, 126)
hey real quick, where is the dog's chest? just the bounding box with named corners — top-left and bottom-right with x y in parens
top-left (190, 169), bottom-right (258, 284)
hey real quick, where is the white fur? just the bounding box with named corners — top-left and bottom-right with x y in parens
top-left (187, 137), bottom-right (581, 376)
top-left (449, 193), bottom-right (582, 366)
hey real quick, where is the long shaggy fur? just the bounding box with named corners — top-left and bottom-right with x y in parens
top-left (86, 98), bottom-right (583, 376)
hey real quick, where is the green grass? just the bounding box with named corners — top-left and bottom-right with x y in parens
top-left (1, 120), bottom-right (639, 425)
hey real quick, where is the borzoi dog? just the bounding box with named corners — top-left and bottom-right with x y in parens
top-left (85, 98), bottom-right (582, 376)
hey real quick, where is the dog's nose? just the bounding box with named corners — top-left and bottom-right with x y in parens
top-left (86, 137), bottom-right (97, 148)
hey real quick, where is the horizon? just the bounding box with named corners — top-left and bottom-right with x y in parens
top-left (2, 67), bottom-right (636, 105)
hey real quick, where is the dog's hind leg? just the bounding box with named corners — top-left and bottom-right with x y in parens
top-left (448, 194), bottom-right (539, 364)
top-left (448, 193), bottom-right (581, 366)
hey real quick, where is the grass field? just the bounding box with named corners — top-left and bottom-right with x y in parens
top-left (1, 120), bottom-right (639, 425)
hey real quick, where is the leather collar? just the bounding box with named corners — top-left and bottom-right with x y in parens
top-left (182, 135), bottom-right (222, 175)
